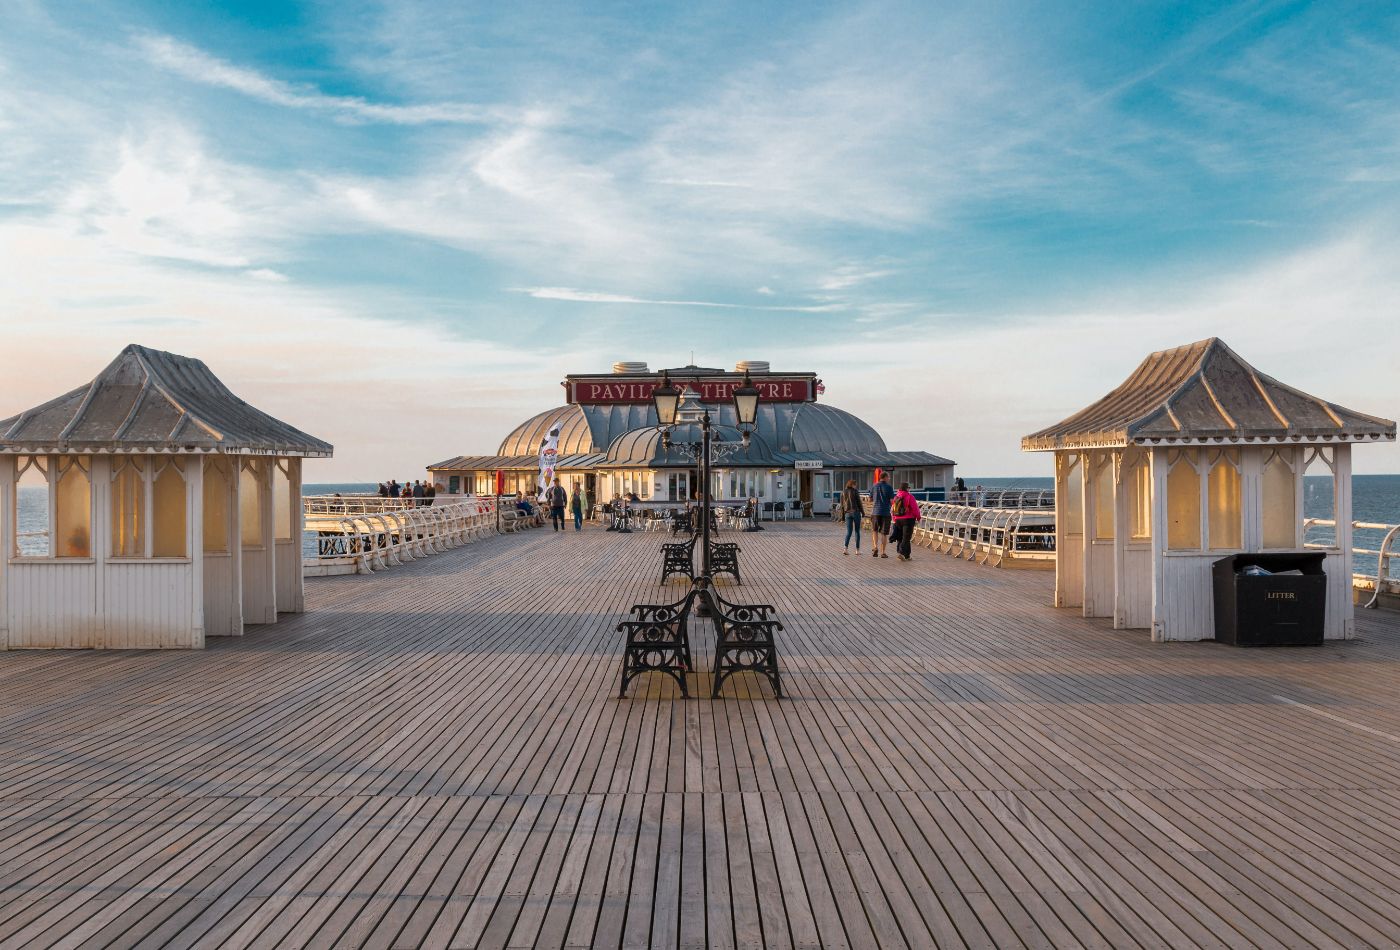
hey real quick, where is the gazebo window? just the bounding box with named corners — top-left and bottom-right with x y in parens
top-left (152, 459), bottom-right (187, 558)
top-left (55, 457), bottom-right (92, 558)
top-left (1207, 448), bottom-right (1242, 550)
top-left (240, 460), bottom-right (263, 547)
top-left (203, 457), bottom-right (231, 553)
top-left (1090, 455), bottom-right (1114, 541)
top-left (1303, 447), bottom-right (1336, 549)
top-left (1061, 454), bottom-right (1083, 533)
top-left (1166, 450), bottom-right (1202, 551)
top-left (1125, 452), bottom-right (1151, 541)
top-left (274, 460), bottom-right (294, 542)
top-left (1261, 448), bottom-right (1297, 549)
top-left (14, 456), bottom-right (51, 557)
top-left (111, 459), bottom-right (146, 558)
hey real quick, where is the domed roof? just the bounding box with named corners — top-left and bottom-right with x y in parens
top-left (602, 423), bottom-right (774, 467)
top-left (497, 400), bottom-right (891, 459)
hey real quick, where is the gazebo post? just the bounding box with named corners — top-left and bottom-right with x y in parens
top-left (1335, 445), bottom-right (1355, 639)
top-left (1112, 450), bottom-right (1129, 630)
top-left (1053, 452), bottom-right (1084, 610)
top-left (189, 457), bottom-right (205, 648)
top-left (0, 456), bottom-right (10, 650)
top-left (1149, 447), bottom-right (1169, 642)
top-left (274, 457), bottom-right (305, 615)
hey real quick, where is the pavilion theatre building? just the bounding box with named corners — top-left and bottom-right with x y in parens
top-left (430, 361), bottom-right (955, 514)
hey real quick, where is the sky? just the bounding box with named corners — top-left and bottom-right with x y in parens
top-left (0, 0), bottom-right (1397, 480)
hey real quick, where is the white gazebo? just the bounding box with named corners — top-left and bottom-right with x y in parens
top-left (1023, 338), bottom-right (1395, 642)
top-left (0, 345), bottom-right (332, 649)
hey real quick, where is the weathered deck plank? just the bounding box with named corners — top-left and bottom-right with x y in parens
top-left (3, 520), bottom-right (1400, 948)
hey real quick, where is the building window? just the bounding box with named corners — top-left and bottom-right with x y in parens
top-left (1126, 452), bottom-right (1151, 541)
top-left (203, 457), bottom-right (230, 554)
top-left (1207, 448), bottom-right (1242, 550)
top-left (14, 456), bottom-right (51, 557)
top-left (111, 458), bottom-right (146, 557)
top-left (1060, 453), bottom-right (1083, 534)
top-left (152, 459), bottom-right (187, 557)
top-left (1261, 448), bottom-right (1297, 549)
top-left (1090, 455), bottom-right (1114, 541)
top-left (1166, 450), bottom-right (1201, 551)
top-left (1303, 446), bottom-right (1336, 548)
top-left (240, 460), bottom-right (264, 547)
top-left (273, 460), bottom-right (293, 542)
top-left (54, 457), bottom-right (92, 558)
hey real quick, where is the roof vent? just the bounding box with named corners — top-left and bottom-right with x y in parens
top-left (612, 361), bottom-right (649, 375)
top-left (735, 360), bottom-right (770, 374)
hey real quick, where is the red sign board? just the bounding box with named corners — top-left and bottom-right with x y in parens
top-left (569, 377), bottom-right (813, 405)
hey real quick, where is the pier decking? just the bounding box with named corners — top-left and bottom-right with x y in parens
top-left (4, 523), bottom-right (1400, 948)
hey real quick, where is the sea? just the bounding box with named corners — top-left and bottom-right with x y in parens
top-left (13, 476), bottom-right (1400, 574)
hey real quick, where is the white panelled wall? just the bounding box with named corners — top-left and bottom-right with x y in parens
top-left (1052, 442), bottom-right (1355, 642)
top-left (2, 452), bottom-right (306, 650)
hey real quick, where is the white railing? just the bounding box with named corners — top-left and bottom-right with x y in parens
top-left (909, 502), bottom-right (1056, 567)
top-left (304, 498), bottom-right (499, 575)
top-left (946, 489), bottom-right (1056, 509)
top-left (1303, 518), bottom-right (1400, 608)
top-left (303, 492), bottom-right (476, 515)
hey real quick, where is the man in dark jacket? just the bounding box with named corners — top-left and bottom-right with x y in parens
top-left (870, 472), bottom-right (895, 559)
top-left (546, 477), bottom-right (568, 531)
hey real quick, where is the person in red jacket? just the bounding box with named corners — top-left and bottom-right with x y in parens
top-left (891, 482), bottom-right (921, 561)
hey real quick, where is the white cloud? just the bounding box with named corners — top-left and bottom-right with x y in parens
top-left (0, 220), bottom-right (601, 480)
top-left (134, 33), bottom-right (498, 126)
top-left (518, 286), bottom-right (841, 312)
top-left (247, 268), bottom-right (289, 282)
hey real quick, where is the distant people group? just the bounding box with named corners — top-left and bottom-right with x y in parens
top-left (840, 472), bottom-right (922, 561)
top-left (377, 479), bottom-right (437, 506)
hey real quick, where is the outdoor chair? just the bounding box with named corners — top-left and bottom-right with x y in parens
top-left (774, 501), bottom-right (787, 521)
top-left (708, 592), bottom-right (783, 699)
top-left (711, 541), bottom-right (742, 585)
top-left (761, 502), bottom-right (774, 521)
top-left (671, 510), bottom-right (692, 535)
top-left (660, 535), bottom-right (697, 584)
top-left (618, 590), bottom-right (696, 698)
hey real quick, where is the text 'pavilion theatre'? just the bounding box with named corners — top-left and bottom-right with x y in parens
top-left (430, 361), bottom-right (954, 513)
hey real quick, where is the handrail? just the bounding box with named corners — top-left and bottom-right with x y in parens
top-left (1303, 518), bottom-right (1400, 608)
top-left (303, 493), bottom-right (477, 515)
top-left (304, 498), bottom-right (500, 575)
top-left (904, 501), bottom-right (1055, 566)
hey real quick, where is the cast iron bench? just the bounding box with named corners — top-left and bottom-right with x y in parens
top-left (617, 590), bottom-right (695, 697)
top-left (709, 592), bottom-right (783, 698)
top-left (710, 541), bottom-right (742, 585)
top-left (660, 536), bottom-right (697, 584)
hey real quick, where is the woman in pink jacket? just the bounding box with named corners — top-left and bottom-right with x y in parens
top-left (891, 482), bottom-right (921, 561)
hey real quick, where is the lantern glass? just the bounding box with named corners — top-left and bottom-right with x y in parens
top-left (652, 376), bottom-right (680, 426)
top-left (732, 377), bottom-right (760, 426)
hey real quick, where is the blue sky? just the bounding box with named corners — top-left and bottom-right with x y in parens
top-left (1, 0), bottom-right (1397, 477)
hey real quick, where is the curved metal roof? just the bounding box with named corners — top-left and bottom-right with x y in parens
top-left (0, 344), bottom-right (333, 457)
top-left (457, 398), bottom-right (954, 469)
top-left (1023, 338), bottom-right (1397, 451)
top-left (601, 424), bottom-right (775, 468)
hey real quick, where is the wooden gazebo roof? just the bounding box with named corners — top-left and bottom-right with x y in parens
top-left (1023, 338), bottom-right (1395, 451)
top-left (0, 344), bottom-right (333, 457)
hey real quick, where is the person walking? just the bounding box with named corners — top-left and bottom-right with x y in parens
top-left (892, 481), bottom-right (922, 561)
top-left (546, 477), bottom-right (568, 531)
top-left (839, 479), bottom-right (864, 555)
top-left (569, 482), bottom-right (587, 531)
top-left (869, 472), bottom-right (894, 558)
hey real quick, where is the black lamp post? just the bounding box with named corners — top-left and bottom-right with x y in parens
top-left (652, 370), bottom-right (760, 600)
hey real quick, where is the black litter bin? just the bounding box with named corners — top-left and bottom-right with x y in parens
top-left (1212, 552), bottom-right (1326, 646)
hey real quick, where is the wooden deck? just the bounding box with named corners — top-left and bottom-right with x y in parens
top-left (4, 521), bottom-right (1400, 948)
